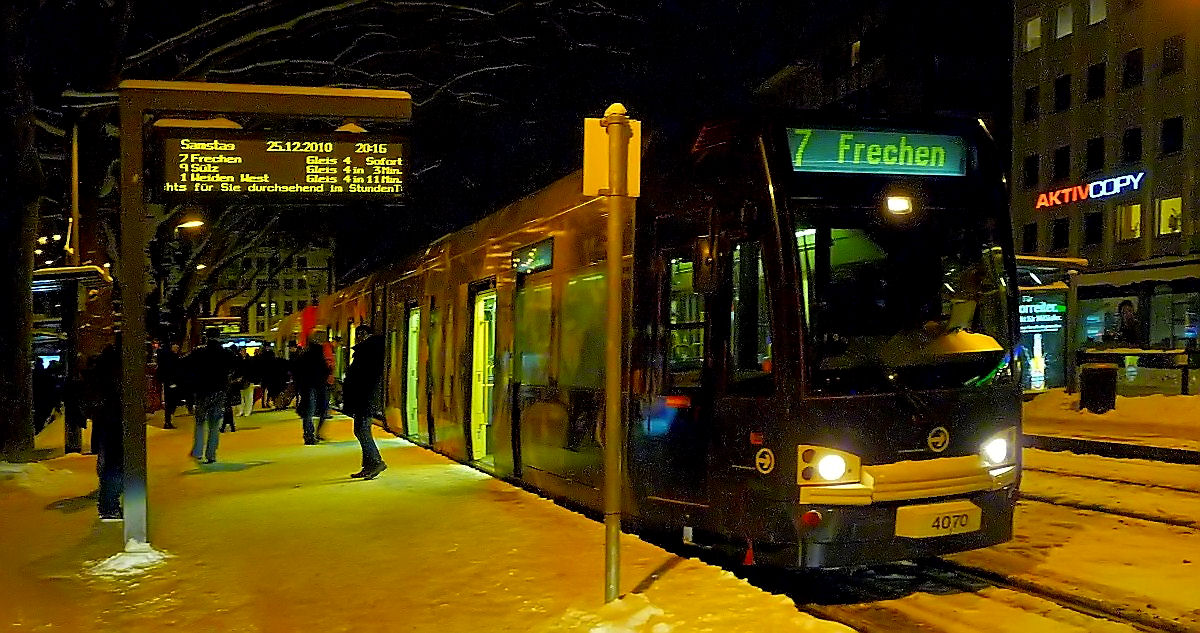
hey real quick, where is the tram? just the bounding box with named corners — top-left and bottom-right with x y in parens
top-left (293, 113), bottom-right (1020, 568)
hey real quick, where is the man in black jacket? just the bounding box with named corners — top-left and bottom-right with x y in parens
top-left (295, 335), bottom-right (331, 445)
top-left (189, 327), bottom-right (234, 463)
top-left (342, 325), bottom-right (387, 479)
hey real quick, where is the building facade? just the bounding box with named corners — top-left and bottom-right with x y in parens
top-left (209, 244), bottom-right (334, 337)
top-left (1013, 0), bottom-right (1200, 349)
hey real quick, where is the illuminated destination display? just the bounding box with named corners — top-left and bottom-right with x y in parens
top-left (162, 136), bottom-right (405, 196)
top-left (1035, 171), bottom-right (1144, 209)
top-left (787, 128), bottom-right (966, 176)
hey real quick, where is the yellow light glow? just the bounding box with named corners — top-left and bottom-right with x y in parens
top-left (886, 196), bottom-right (913, 215)
top-left (196, 264), bottom-right (208, 270)
top-left (51, 234), bottom-right (62, 241)
top-left (177, 220), bottom-right (206, 229)
top-left (982, 437), bottom-right (1008, 466)
top-left (34, 249), bottom-right (43, 255)
top-left (37, 236), bottom-right (48, 245)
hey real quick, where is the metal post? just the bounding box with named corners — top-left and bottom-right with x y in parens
top-left (118, 97), bottom-right (149, 546)
top-left (65, 123), bottom-right (83, 454)
top-left (1065, 269), bottom-right (1080, 394)
top-left (602, 103), bottom-right (630, 603)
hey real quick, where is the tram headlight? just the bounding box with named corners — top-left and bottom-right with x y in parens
top-left (817, 455), bottom-right (847, 480)
top-left (979, 427), bottom-right (1017, 467)
top-left (797, 446), bottom-right (861, 485)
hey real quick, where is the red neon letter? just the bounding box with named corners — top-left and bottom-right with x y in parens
top-left (1036, 193), bottom-right (1050, 209)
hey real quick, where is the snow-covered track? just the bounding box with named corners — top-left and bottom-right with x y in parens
top-left (780, 559), bottom-right (1191, 633)
top-left (1019, 493), bottom-right (1199, 529)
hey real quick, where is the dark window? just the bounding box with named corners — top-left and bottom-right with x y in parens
top-left (1122, 48), bottom-right (1143, 88)
top-left (1022, 223), bottom-right (1038, 253)
top-left (284, 301), bottom-right (294, 315)
top-left (1084, 212), bottom-right (1104, 245)
top-left (297, 300), bottom-right (307, 311)
top-left (1162, 117), bottom-right (1184, 154)
top-left (1023, 154), bottom-right (1040, 187)
top-left (1054, 74), bottom-right (1072, 111)
top-left (1162, 34), bottom-right (1185, 75)
top-left (1051, 218), bottom-right (1071, 250)
top-left (1054, 145), bottom-right (1071, 180)
top-left (241, 257), bottom-right (251, 270)
top-left (283, 278), bottom-right (294, 290)
top-left (1086, 137), bottom-right (1105, 172)
top-left (298, 278), bottom-right (308, 289)
top-left (297, 257), bottom-right (308, 269)
top-left (1086, 62), bottom-right (1106, 99)
top-left (729, 242), bottom-right (773, 390)
top-left (1023, 86), bottom-right (1040, 121)
top-left (1122, 127), bottom-right (1142, 162)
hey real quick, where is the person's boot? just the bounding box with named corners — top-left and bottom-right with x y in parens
top-left (361, 462), bottom-right (387, 480)
top-left (350, 467), bottom-right (368, 478)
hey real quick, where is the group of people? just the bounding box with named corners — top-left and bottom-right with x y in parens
top-left (158, 326), bottom-right (388, 480)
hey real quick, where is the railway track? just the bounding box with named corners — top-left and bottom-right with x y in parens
top-left (784, 557), bottom-right (1195, 633)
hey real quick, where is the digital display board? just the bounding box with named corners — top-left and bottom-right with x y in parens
top-left (161, 136), bottom-right (405, 197)
top-left (787, 128), bottom-right (966, 177)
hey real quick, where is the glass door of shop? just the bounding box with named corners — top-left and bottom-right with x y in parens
top-left (405, 307), bottom-right (421, 437)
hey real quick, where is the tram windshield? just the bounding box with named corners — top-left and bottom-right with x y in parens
top-left (795, 205), bottom-right (1011, 393)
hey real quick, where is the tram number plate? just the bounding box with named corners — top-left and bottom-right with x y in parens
top-left (894, 500), bottom-right (982, 538)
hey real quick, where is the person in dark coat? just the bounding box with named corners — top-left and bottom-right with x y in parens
top-left (190, 328), bottom-right (235, 463)
top-left (341, 325), bottom-right (387, 479)
top-left (85, 345), bottom-right (123, 520)
top-left (257, 349), bottom-right (285, 409)
top-left (295, 334), bottom-right (331, 445)
top-left (159, 342), bottom-right (182, 429)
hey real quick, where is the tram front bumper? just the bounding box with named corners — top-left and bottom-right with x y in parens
top-left (789, 486), bottom-right (1016, 569)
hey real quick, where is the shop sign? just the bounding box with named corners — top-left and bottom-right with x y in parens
top-left (1035, 171), bottom-right (1144, 209)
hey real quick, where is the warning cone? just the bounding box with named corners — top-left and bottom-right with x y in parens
top-left (742, 542), bottom-right (755, 566)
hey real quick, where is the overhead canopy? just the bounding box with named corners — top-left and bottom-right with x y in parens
top-left (1077, 260), bottom-right (1200, 288)
top-left (32, 265), bottom-right (113, 293)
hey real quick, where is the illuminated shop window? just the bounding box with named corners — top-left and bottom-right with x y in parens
top-left (850, 40), bottom-right (861, 67)
top-left (1089, 0), bottom-right (1106, 24)
top-left (1117, 203), bottom-right (1141, 241)
top-left (1024, 17), bottom-right (1042, 52)
top-left (1056, 4), bottom-right (1073, 38)
top-left (1157, 197), bottom-right (1182, 235)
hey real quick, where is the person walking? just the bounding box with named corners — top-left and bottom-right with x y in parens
top-left (342, 325), bottom-right (387, 479)
top-left (86, 345), bottom-right (123, 520)
top-left (159, 342), bottom-right (182, 429)
top-left (237, 348), bottom-right (257, 418)
top-left (190, 328), bottom-right (234, 463)
top-left (295, 334), bottom-right (331, 445)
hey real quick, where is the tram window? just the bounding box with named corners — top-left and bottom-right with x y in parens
top-left (515, 281), bottom-right (552, 385)
top-left (560, 269), bottom-right (607, 389)
top-left (667, 258), bottom-right (705, 383)
top-left (730, 243), bottom-right (773, 386)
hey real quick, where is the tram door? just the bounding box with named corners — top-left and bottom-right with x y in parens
top-left (635, 252), bottom-right (713, 506)
top-left (404, 307), bottom-right (421, 437)
top-left (469, 289), bottom-right (498, 461)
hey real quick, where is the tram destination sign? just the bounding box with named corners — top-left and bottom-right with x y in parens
top-left (161, 135), bottom-right (405, 197)
top-left (787, 128), bottom-right (966, 177)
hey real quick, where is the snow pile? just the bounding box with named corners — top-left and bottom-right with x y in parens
top-left (539, 594), bottom-right (670, 633)
top-left (1023, 389), bottom-right (1200, 450)
top-left (0, 460), bottom-right (86, 495)
top-left (88, 539), bottom-right (169, 578)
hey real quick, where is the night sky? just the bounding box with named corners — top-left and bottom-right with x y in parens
top-left (17, 1), bottom-right (817, 279)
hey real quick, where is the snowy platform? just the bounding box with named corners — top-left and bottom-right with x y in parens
top-left (1023, 389), bottom-right (1200, 453)
top-left (1, 409), bottom-right (849, 632)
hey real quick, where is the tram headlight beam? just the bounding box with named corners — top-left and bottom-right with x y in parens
top-left (797, 445), bottom-right (861, 486)
top-left (979, 427), bottom-right (1017, 467)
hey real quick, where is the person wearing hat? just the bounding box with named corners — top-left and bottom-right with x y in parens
top-left (188, 327), bottom-right (235, 463)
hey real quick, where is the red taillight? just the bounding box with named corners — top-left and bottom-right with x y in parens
top-left (664, 395), bottom-right (691, 409)
top-left (801, 510), bottom-right (822, 527)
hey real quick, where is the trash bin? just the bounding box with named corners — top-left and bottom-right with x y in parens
top-left (1079, 363), bottom-right (1118, 414)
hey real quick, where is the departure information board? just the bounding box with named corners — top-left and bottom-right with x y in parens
top-left (161, 136), bottom-right (405, 197)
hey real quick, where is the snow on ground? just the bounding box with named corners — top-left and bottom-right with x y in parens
top-left (1021, 448), bottom-right (1200, 527)
top-left (1, 408), bottom-right (851, 633)
top-left (951, 501), bottom-right (1200, 630)
top-left (1023, 388), bottom-right (1200, 451)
